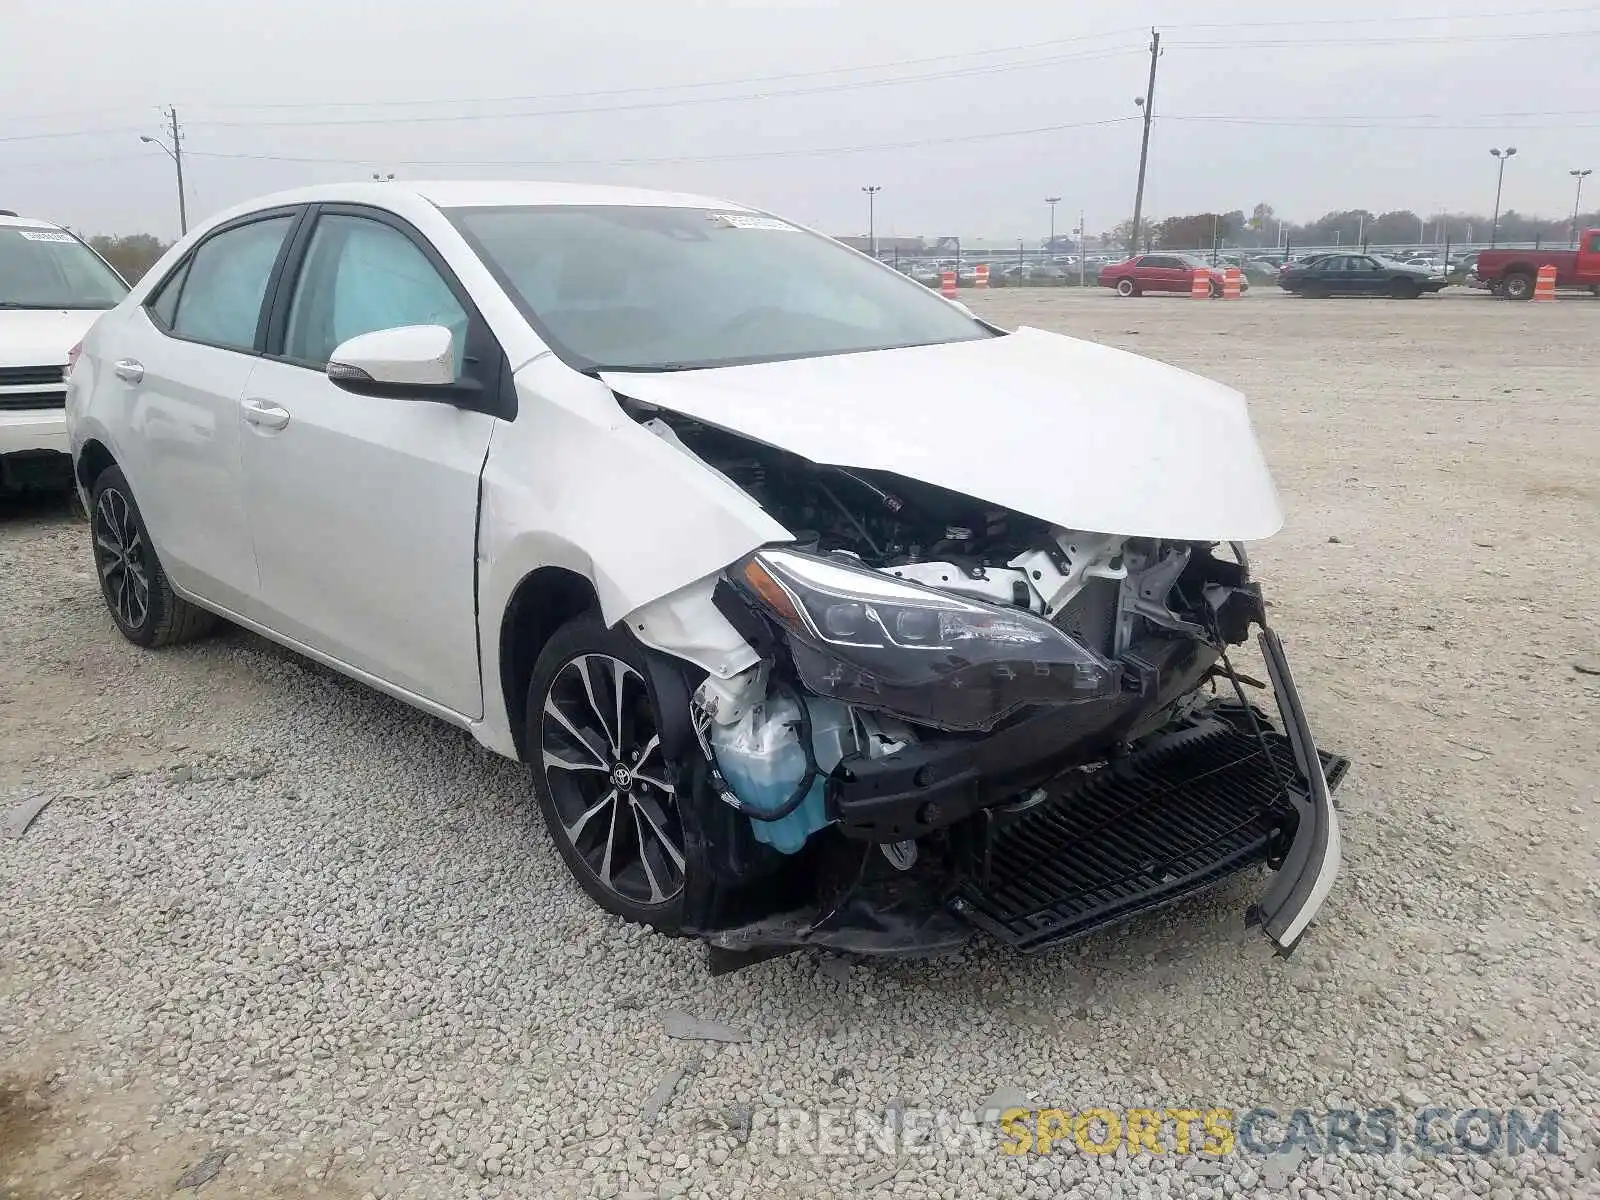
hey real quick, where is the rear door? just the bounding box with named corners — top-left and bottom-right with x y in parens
top-left (237, 205), bottom-right (501, 717)
top-left (1138, 255), bottom-right (1175, 292)
top-left (103, 210), bottom-right (301, 614)
top-left (1347, 256), bottom-right (1385, 294)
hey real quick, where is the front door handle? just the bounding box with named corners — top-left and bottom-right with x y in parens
top-left (113, 358), bottom-right (144, 383)
top-left (241, 398), bottom-right (291, 431)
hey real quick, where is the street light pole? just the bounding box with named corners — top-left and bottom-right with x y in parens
top-left (1076, 210), bottom-right (1087, 288)
top-left (1488, 147), bottom-right (1517, 248)
top-left (139, 105), bottom-right (187, 236)
top-left (861, 186), bottom-right (881, 258)
top-left (1571, 169), bottom-right (1593, 247)
top-left (1045, 197), bottom-right (1061, 258)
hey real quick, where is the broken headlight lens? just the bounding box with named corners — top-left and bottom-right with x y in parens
top-left (734, 548), bottom-right (1118, 733)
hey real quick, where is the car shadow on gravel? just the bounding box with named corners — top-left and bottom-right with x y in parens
top-left (0, 490), bottom-right (79, 527)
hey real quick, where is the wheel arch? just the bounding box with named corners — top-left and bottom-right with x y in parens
top-left (76, 438), bottom-right (118, 492)
top-left (498, 566), bottom-right (601, 761)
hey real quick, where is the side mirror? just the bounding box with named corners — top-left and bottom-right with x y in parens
top-left (326, 325), bottom-right (457, 393)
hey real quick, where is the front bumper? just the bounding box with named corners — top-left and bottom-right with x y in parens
top-left (701, 629), bottom-right (1345, 966)
top-left (0, 407), bottom-right (68, 457)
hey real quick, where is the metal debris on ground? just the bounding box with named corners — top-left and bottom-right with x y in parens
top-left (661, 1011), bottom-right (750, 1043)
top-left (2, 795), bottom-right (53, 840)
top-left (174, 1148), bottom-right (230, 1191)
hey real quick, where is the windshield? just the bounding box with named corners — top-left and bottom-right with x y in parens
top-left (0, 226), bottom-right (128, 309)
top-left (448, 205), bottom-right (990, 370)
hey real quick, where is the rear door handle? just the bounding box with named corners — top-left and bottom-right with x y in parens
top-left (113, 358), bottom-right (144, 383)
top-left (241, 398), bottom-right (291, 431)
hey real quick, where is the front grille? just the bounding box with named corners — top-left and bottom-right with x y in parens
top-left (954, 720), bottom-right (1349, 952)
top-left (0, 365), bottom-right (65, 387)
top-left (0, 390), bottom-right (66, 411)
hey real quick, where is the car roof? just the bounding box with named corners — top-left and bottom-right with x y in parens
top-left (217, 179), bottom-right (754, 219)
top-left (0, 211), bottom-right (65, 231)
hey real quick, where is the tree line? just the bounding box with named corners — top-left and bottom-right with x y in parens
top-left (78, 198), bottom-right (1600, 282)
top-left (84, 233), bottom-right (172, 283)
top-left (1104, 200), bottom-right (1599, 254)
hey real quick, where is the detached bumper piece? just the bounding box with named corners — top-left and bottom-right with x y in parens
top-left (953, 711), bottom-right (1348, 954)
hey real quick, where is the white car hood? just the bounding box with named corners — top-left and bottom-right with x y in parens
top-left (0, 308), bottom-right (104, 366)
top-left (602, 325), bottom-right (1284, 542)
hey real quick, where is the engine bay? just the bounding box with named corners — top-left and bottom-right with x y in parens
top-left (642, 412), bottom-right (1055, 570)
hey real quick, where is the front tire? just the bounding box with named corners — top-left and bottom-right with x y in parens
top-left (526, 615), bottom-right (687, 932)
top-left (1502, 271), bottom-right (1535, 301)
top-left (88, 466), bottom-right (216, 648)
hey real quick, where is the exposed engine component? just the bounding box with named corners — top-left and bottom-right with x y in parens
top-left (644, 414), bottom-right (1053, 570)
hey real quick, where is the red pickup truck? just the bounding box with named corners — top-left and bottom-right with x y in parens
top-left (1474, 229), bottom-right (1600, 299)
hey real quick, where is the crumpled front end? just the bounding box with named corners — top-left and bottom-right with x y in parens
top-left (615, 405), bottom-right (1346, 971)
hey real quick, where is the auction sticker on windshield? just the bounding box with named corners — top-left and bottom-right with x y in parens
top-left (711, 214), bottom-right (799, 231)
top-left (17, 230), bottom-right (77, 243)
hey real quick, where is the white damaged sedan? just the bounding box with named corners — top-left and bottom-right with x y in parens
top-left (67, 182), bottom-right (1344, 970)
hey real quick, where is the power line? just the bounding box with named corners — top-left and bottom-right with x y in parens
top-left (9, 4), bottom-right (1580, 127)
top-left (0, 126), bottom-right (142, 144)
top-left (1167, 110), bottom-right (1600, 128)
top-left (1167, 5), bottom-right (1600, 29)
top-left (0, 150), bottom-right (151, 169)
top-left (183, 46), bottom-right (1145, 130)
top-left (183, 115), bottom-right (1143, 169)
top-left (177, 27), bottom-right (1151, 113)
top-left (1167, 27), bottom-right (1598, 48)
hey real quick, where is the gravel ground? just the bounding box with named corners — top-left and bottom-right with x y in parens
top-left (3, 288), bottom-right (1598, 1200)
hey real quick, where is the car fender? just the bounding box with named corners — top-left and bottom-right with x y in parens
top-left (472, 355), bottom-right (790, 755)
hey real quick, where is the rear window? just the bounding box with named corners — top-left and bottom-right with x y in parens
top-left (0, 226), bottom-right (128, 309)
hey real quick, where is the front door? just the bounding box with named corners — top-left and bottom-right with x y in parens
top-left (238, 209), bottom-right (497, 717)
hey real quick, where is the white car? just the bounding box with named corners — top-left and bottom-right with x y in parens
top-left (67, 181), bottom-right (1344, 969)
top-left (1, 211), bottom-right (128, 493)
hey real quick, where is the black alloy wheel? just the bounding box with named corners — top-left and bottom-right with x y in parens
top-left (93, 484), bottom-right (150, 633)
top-left (87, 466), bottom-right (215, 647)
top-left (527, 617), bottom-right (687, 930)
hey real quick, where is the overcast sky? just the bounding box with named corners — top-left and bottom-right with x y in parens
top-left (4, 0), bottom-right (1596, 241)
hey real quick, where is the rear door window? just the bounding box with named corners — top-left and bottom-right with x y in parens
top-left (171, 216), bottom-right (296, 352)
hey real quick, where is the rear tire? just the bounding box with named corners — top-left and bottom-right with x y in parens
top-left (1115, 278), bottom-right (1137, 297)
top-left (88, 466), bottom-right (216, 648)
top-left (526, 614), bottom-right (687, 933)
top-left (1502, 271), bottom-right (1535, 301)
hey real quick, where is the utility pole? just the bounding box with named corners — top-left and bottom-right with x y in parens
top-left (1128, 28), bottom-right (1160, 256)
top-left (861, 186), bottom-right (881, 258)
top-left (140, 106), bottom-right (187, 236)
top-left (169, 107), bottom-right (186, 236)
top-left (1045, 197), bottom-right (1061, 258)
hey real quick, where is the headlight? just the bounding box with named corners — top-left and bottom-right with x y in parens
top-left (733, 548), bottom-right (1118, 733)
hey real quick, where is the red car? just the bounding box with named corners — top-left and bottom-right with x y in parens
top-left (1097, 253), bottom-right (1246, 297)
